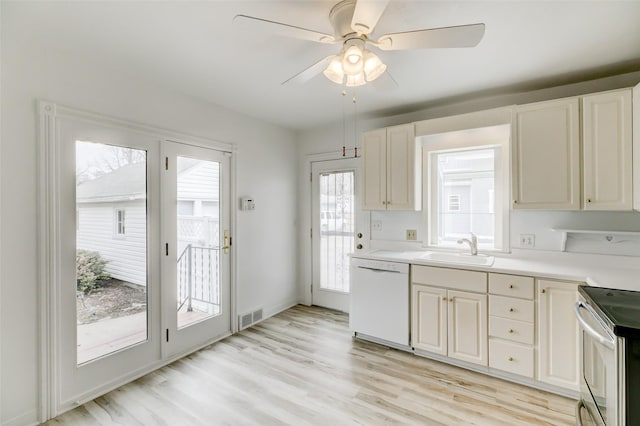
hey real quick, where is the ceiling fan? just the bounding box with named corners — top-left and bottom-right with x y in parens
top-left (234, 0), bottom-right (485, 87)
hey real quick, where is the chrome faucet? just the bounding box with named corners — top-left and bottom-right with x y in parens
top-left (457, 232), bottom-right (478, 255)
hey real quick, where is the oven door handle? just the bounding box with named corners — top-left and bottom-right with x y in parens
top-left (574, 301), bottom-right (616, 350)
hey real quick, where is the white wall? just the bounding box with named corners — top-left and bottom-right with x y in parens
top-left (297, 71), bottom-right (640, 304)
top-left (1, 9), bottom-right (298, 426)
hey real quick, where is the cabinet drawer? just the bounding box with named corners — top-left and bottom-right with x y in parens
top-left (489, 273), bottom-right (534, 299)
top-left (489, 295), bottom-right (534, 322)
top-left (489, 339), bottom-right (534, 378)
top-left (412, 265), bottom-right (487, 293)
top-left (489, 316), bottom-right (534, 345)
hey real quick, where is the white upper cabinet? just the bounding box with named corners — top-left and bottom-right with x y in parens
top-left (582, 89), bottom-right (633, 211)
top-left (512, 88), bottom-right (635, 211)
top-left (512, 97), bottom-right (581, 210)
top-left (362, 123), bottom-right (420, 210)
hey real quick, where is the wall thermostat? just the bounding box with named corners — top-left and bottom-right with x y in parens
top-left (240, 197), bottom-right (255, 211)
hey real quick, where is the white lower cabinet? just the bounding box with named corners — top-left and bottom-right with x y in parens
top-left (488, 273), bottom-right (536, 379)
top-left (537, 279), bottom-right (580, 391)
top-left (411, 265), bottom-right (488, 367)
top-left (411, 268), bottom-right (581, 394)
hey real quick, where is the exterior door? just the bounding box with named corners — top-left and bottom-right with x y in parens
top-left (161, 141), bottom-right (231, 358)
top-left (311, 158), bottom-right (365, 312)
top-left (55, 117), bottom-right (161, 415)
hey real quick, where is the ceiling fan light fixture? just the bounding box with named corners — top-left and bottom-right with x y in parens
top-left (341, 41), bottom-right (364, 75)
top-left (323, 55), bottom-right (345, 84)
top-left (345, 72), bottom-right (366, 87)
top-left (363, 50), bottom-right (386, 82)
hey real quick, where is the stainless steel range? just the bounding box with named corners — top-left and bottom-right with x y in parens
top-left (576, 286), bottom-right (640, 426)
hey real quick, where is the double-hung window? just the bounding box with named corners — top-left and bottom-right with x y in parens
top-left (422, 125), bottom-right (510, 251)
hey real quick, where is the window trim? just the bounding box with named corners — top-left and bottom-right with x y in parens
top-left (420, 124), bottom-right (511, 252)
top-left (114, 207), bottom-right (126, 238)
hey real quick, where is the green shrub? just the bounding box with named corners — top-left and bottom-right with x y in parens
top-left (76, 250), bottom-right (110, 293)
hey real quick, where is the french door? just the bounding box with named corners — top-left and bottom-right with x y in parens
top-left (55, 118), bottom-right (162, 414)
top-left (45, 104), bottom-right (232, 418)
top-left (161, 141), bottom-right (231, 357)
top-left (311, 158), bottom-right (366, 312)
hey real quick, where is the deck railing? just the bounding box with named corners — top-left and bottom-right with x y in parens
top-left (177, 244), bottom-right (220, 312)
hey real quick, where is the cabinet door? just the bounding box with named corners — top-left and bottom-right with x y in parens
top-left (448, 290), bottom-right (488, 366)
top-left (512, 98), bottom-right (580, 210)
top-left (362, 128), bottom-right (387, 210)
top-left (582, 89), bottom-right (633, 211)
top-left (386, 124), bottom-right (418, 210)
top-left (537, 279), bottom-right (579, 391)
top-left (411, 285), bottom-right (447, 355)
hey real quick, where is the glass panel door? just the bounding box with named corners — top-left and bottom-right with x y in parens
top-left (162, 141), bottom-right (231, 358)
top-left (56, 118), bottom-right (161, 414)
top-left (75, 142), bottom-right (148, 365)
top-left (311, 158), bottom-right (364, 312)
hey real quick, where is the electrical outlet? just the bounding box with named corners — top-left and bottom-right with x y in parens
top-left (406, 229), bottom-right (417, 241)
top-left (520, 234), bottom-right (535, 248)
top-left (372, 220), bottom-right (382, 231)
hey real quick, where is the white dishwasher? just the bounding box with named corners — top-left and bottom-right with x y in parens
top-left (350, 257), bottom-right (410, 348)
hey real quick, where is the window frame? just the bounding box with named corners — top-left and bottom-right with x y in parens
top-left (421, 125), bottom-right (510, 252)
top-left (114, 207), bottom-right (126, 238)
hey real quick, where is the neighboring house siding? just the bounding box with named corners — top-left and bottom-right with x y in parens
top-left (77, 200), bottom-right (147, 286)
top-left (178, 161), bottom-right (219, 203)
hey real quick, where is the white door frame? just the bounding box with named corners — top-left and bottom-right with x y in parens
top-left (38, 101), bottom-right (237, 422)
top-left (302, 152), bottom-right (370, 309)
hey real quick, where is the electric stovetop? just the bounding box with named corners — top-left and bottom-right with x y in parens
top-left (579, 285), bottom-right (640, 339)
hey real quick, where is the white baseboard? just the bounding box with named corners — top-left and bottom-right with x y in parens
top-left (2, 408), bottom-right (39, 426)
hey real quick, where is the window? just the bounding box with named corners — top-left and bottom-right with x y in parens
top-left (422, 125), bottom-right (510, 251)
top-left (448, 194), bottom-right (461, 212)
top-left (115, 208), bottom-right (126, 236)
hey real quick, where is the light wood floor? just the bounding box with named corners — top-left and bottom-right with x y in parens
top-left (46, 305), bottom-right (577, 425)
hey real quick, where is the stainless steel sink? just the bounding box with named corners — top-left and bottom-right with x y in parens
top-left (416, 251), bottom-right (495, 266)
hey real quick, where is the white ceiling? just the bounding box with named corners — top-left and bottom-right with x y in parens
top-left (7, 1), bottom-right (640, 130)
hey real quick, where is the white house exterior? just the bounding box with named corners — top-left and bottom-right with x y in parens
top-left (76, 160), bottom-right (220, 287)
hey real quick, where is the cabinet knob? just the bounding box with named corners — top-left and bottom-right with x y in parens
top-left (449, 298), bottom-right (454, 302)
top-left (382, 201), bottom-right (386, 205)
top-left (442, 296), bottom-right (447, 301)
top-left (509, 284), bottom-right (514, 289)
top-left (541, 288), bottom-right (546, 294)
top-left (508, 357), bottom-right (514, 362)
top-left (508, 329), bottom-right (514, 334)
top-left (513, 200), bottom-right (518, 205)
top-left (509, 308), bottom-right (514, 312)
top-left (587, 198), bottom-right (592, 203)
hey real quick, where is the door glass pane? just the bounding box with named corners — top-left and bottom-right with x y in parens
top-left (76, 141), bottom-right (147, 365)
top-left (319, 171), bottom-right (354, 292)
top-left (176, 157), bottom-right (221, 328)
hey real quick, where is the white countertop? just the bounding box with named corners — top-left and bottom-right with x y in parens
top-left (351, 249), bottom-right (640, 291)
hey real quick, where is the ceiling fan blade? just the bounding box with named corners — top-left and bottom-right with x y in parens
top-left (375, 23), bottom-right (485, 51)
top-left (282, 56), bottom-right (333, 86)
top-left (234, 15), bottom-right (336, 44)
top-left (351, 0), bottom-right (390, 35)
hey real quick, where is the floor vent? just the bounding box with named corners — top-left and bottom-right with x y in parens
top-left (239, 308), bottom-right (264, 330)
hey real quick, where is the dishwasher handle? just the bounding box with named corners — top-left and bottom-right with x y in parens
top-left (574, 301), bottom-right (615, 350)
top-left (356, 266), bottom-right (403, 274)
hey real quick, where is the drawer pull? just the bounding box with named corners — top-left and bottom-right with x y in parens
top-left (508, 329), bottom-right (514, 333)
top-left (509, 308), bottom-right (514, 312)
top-left (509, 284), bottom-right (514, 289)
top-left (508, 357), bottom-right (514, 362)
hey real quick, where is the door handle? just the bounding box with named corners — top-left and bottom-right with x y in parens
top-left (222, 230), bottom-right (230, 254)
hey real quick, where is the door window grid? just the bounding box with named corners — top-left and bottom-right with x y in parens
top-left (319, 171), bottom-right (354, 293)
